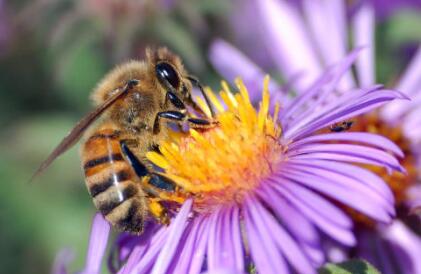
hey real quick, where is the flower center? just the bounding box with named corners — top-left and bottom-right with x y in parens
top-left (147, 77), bottom-right (284, 212)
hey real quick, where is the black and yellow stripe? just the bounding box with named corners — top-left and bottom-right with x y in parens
top-left (81, 126), bottom-right (146, 234)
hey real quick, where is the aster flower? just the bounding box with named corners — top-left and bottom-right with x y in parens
top-left (210, 0), bottom-right (421, 273)
top-left (81, 48), bottom-right (406, 274)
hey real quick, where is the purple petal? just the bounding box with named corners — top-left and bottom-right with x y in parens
top-left (322, 237), bottom-right (349, 263)
top-left (256, 185), bottom-right (320, 245)
top-left (201, 269), bottom-right (243, 274)
top-left (381, 221), bottom-right (421, 274)
top-left (381, 46), bottom-right (421, 121)
top-left (284, 87), bottom-right (408, 140)
top-left (287, 158), bottom-right (394, 204)
top-left (352, 3), bottom-right (375, 87)
top-left (168, 217), bottom-right (206, 274)
top-left (280, 164), bottom-right (394, 221)
top-left (263, 181), bottom-right (355, 245)
top-left (151, 199), bottom-right (193, 274)
top-left (285, 86), bottom-right (400, 136)
top-left (396, 46), bottom-right (421, 97)
top-left (206, 206), bottom-right (244, 272)
top-left (208, 39), bottom-right (281, 103)
top-left (243, 196), bottom-right (289, 274)
top-left (81, 213), bottom-right (111, 274)
top-left (230, 206), bottom-right (244, 272)
top-left (301, 242), bottom-right (325, 267)
top-left (271, 178), bottom-right (352, 228)
top-left (256, 185), bottom-right (325, 266)
top-left (302, 0), bottom-right (354, 90)
top-left (372, 235), bottom-right (396, 274)
top-left (51, 248), bottom-right (74, 274)
top-left (119, 227), bottom-right (167, 274)
top-left (288, 143), bottom-right (404, 173)
top-left (254, 197), bottom-right (316, 274)
top-left (407, 186), bottom-right (421, 214)
top-left (188, 217), bottom-right (211, 274)
top-left (280, 48), bottom-right (363, 129)
top-left (207, 207), bottom-right (223, 270)
top-left (402, 103), bottom-right (421, 142)
top-left (289, 132), bottom-right (404, 157)
top-left (112, 224), bottom-right (162, 271)
top-left (254, 0), bottom-right (322, 92)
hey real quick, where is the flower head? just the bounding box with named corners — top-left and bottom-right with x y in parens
top-left (210, 0), bottom-right (421, 273)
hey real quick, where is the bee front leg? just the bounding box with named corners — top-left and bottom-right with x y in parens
top-left (153, 111), bottom-right (217, 134)
top-left (153, 111), bottom-right (186, 134)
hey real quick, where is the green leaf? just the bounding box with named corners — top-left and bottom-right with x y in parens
top-left (319, 259), bottom-right (381, 274)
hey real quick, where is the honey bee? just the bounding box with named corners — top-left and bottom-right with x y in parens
top-left (32, 47), bottom-right (216, 234)
top-left (330, 120), bottom-right (354, 132)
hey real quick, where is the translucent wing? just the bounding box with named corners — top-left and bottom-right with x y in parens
top-left (30, 80), bottom-right (139, 181)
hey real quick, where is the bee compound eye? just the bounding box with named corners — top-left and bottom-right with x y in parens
top-left (156, 62), bottom-right (180, 89)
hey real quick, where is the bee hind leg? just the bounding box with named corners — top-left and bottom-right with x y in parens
top-left (143, 173), bottom-right (181, 226)
top-left (120, 140), bottom-right (175, 225)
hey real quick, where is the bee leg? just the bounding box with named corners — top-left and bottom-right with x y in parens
top-left (187, 117), bottom-right (218, 129)
top-left (148, 197), bottom-right (170, 225)
top-left (166, 90), bottom-right (216, 129)
top-left (120, 141), bottom-right (173, 225)
top-left (120, 138), bottom-right (139, 148)
top-left (144, 173), bottom-right (180, 225)
top-left (166, 91), bottom-right (186, 110)
top-left (153, 110), bottom-right (217, 134)
top-left (153, 111), bottom-right (186, 134)
top-left (187, 75), bottom-right (215, 118)
top-left (120, 141), bottom-right (150, 177)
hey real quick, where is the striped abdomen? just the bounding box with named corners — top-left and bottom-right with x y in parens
top-left (81, 128), bottom-right (147, 234)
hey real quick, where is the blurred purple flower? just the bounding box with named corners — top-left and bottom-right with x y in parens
top-left (63, 50), bottom-right (407, 274)
top-left (53, 214), bottom-right (111, 274)
top-left (51, 248), bottom-right (75, 274)
top-left (210, 0), bottom-right (421, 273)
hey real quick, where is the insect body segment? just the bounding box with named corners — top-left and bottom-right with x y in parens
top-left (82, 124), bottom-right (183, 233)
top-left (82, 125), bottom-right (148, 233)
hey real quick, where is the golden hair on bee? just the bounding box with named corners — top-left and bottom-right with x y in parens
top-left (91, 47), bottom-right (191, 106)
top-left (31, 47), bottom-right (217, 234)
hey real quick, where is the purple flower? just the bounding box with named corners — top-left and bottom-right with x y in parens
top-left (210, 0), bottom-right (421, 273)
top-left (53, 214), bottom-right (111, 274)
top-left (79, 48), bottom-right (405, 274)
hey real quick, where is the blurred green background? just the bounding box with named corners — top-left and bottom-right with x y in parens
top-left (0, 0), bottom-right (419, 273)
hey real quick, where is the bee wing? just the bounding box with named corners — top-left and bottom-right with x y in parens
top-left (30, 82), bottom-right (136, 182)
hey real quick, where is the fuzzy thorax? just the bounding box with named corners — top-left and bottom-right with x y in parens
top-left (147, 77), bottom-right (284, 212)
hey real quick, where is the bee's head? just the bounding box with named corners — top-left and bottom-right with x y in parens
top-left (146, 47), bottom-right (193, 100)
